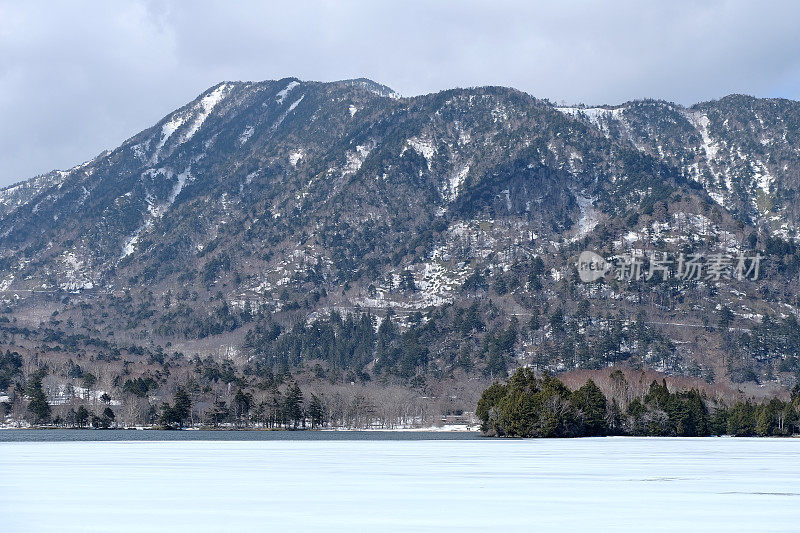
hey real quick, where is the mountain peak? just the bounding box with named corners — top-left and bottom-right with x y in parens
top-left (336, 78), bottom-right (399, 98)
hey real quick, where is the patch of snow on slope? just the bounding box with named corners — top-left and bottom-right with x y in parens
top-left (443, 164), bottom-right (470, 201)
top-left (405, 137), bottom-right (436, 169)
top-left (141, 168), bottom-right (174, 216)
top-left (570, 195), bottom-right (599, 241)
top-left (183, 84), bottom-right (230, 140)
top-left (132, 142), bottom-right (148, 161)
top-left (272, 95), bottom-right (305, 130)
top-left (752, 160), bottom-right (774, 195)
top-left (239, 126), bottom-right (254, 145)
top-left (0, 275), bottom-right (13, 292)
top-left (152, 115), bottom-right (188, 162)
top-left (121, 166), bottom-right (192, 257)
top-left (708, 191), bottom-right (725, 206)
top-left (59, 251), bottom-right (95, 291)
top-left (690, 113), bottom-right (719, 161)
top-left (168, 168), bottom-right (192, 205)
top-left (276, 81), bottom-right (300, 104)
top-left (152, 84), bottom-right (231, 163)
top-left (1, 183), bottom-right (22, 196)
top-left (287, 95), bottom-right (304, 113)
top-left (121, 222), bottom-right (150, 258)
top-left (556, 106), bottom-right (624, 130)
top-left (684, 111), bottom-right (730, 206)
top-left (342, 144), bottom-right (373, 176)
top-left (348, 105), bottom-right (358, 116)
top-left (289, 150), bottom-right (304, 166)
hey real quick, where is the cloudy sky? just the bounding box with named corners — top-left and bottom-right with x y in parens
top-left (2, 0), bottom-right (800, 187)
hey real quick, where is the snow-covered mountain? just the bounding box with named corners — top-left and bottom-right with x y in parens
top-left (2, 78), bottom-right (800, 389)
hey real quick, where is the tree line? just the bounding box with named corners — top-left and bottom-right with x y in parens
top-left (477, 367), bottom-right (800, 437)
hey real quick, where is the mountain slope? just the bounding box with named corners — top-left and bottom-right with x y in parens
top-left (2, 78), bottom-right (800, 405)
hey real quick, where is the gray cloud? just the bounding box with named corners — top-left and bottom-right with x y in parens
top-left (2, 0), bottom-right (800, 186)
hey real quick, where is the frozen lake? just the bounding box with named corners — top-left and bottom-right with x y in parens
top-left (1, 435), bottom-right (798, 532)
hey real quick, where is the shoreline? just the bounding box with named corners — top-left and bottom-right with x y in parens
top-left (0, 424), bottom-right (478, 433)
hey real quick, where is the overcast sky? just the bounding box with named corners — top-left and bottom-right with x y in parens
top-left (2, 0), bottom-right (800, 187)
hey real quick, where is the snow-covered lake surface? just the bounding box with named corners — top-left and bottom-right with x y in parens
top-left (1, 435), bottom-right (798, 532)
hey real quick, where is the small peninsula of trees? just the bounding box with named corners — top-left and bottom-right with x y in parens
top-left (477, 368), bottom-right (800, 437)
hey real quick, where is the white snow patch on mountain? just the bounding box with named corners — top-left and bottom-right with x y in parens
top-left (151, 84), bottom-right (231, 163)
top-left (687, 112), bottom-right (720, 161)
top-left (183, 84), bottom-right (230, 140)
top-left (342, 143), bottom-right (373, 176)
top-left (556, 106), bottom-right (624, 130)
top-left (0, 275), bottom-right (13, 292)
top-left (168, 168), bottom-right (192, 205)
top-left (751, 160), bottom-right (774, 195)
top-left (443, 164), bottom-right (470, 201)
top-left (709, 191), bottom-right (725, 206)
top-left (154, 115), bottom-right (188, 160)
top-left (287, 95), bottom-right (304, 113)
top-left (272, 95), bottom-right (305, 130)
top-left (2, 183), bottom-right (22, 196)
top-left (404, 137), bottom-right (436, 169)
top-left (59, 251), bottom-right (95, 291)
top-left (239, 126), bottom-right (254, 145)
top-left (121, 166), bottom-right (193, 257)
top-left (121, 222), bottom-right (151, 258)
top-left (276, 81), bottom-right (300, 104)
top-left (570, 195), bottom-right (600, 241)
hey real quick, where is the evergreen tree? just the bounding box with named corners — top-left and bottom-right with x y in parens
top-left (26, 372), bottom-right (51, 424)
top-left (571, 380), bottom-right (608, 436)
top-left (476, 382), bottom-right (509, 435)
top-left (268, 385), bottom-right (283, 428)
top-left (82, 373), bottom-right (97, 399)
top-left (284, 383), bottom-right (304, 429)
top-left (234, 389), bottom-right (254, 425)
top-left (710, 407), bottom-right (728, 436)
top-left (726, 402), bottom-right (756, 436)
top-left (160, 387), bottom-right (192, 428)
top-left (75, 405), bottom-right (90, 428)
top-left (308, 394), bottom-right (325, 428)
top-left (677, 390), bottom-right (709, 437)
top-left (96, 407), bottom-right (115, 429)
top-left (207, 400), bottom-right (229, 426)
top-left (399, 270), bottom-right (416, 292)
top-left (173, 387), bottom-right (192, 426)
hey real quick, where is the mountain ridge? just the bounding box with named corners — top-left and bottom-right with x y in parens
top-left (5, 80), bottom-right (794, 195)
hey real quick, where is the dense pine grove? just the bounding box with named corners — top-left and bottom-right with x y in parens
top-left (478, 368), bottom-right (800, 437)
